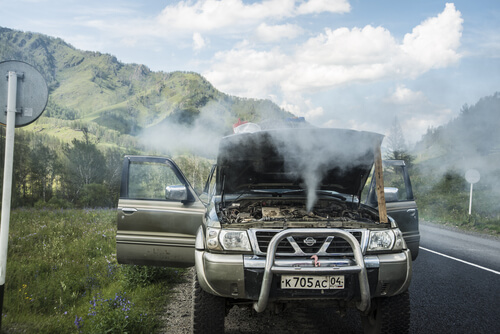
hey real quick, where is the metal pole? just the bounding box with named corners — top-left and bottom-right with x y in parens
top-left (0, 71), bottom-right (18, 328)
top-left (468, 183), bottom-right (473, 216)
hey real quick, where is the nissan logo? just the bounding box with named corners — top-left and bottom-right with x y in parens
top-left (303, 237), bottom-right (317, 247)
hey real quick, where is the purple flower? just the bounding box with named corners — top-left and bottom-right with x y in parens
top-left (74, 316), bottom-right (83, 329)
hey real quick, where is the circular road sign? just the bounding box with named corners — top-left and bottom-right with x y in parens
top-left (465, 169), bottom-right (480, 184)
top-left (0, 60), bottom-right (48, 127)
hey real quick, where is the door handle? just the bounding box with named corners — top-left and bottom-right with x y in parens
top-left (406, 208), bottom-right (417, 218)
top-left (122, 208), bottom-right (137, 215)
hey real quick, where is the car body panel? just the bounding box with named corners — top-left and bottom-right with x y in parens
top-left (116, 156), bottom-right (205, 267)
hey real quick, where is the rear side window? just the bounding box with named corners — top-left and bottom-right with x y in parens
top-left (128, 161), bottom-right (183, 200)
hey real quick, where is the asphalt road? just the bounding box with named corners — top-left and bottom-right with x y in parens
top-left (410, 221), bottom-right (500, 333)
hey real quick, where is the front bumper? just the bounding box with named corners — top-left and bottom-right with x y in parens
top-left (195, 228), bottom-right (412, 313)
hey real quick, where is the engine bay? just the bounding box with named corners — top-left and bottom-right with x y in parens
top-left (219, 198), bottom-right (379, 225)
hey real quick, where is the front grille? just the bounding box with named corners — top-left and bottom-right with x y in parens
top-left (254, 230), bottom-right (363, 256)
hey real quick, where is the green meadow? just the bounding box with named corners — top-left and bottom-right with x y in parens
top-left (2, 208), bottom-right (184, 333)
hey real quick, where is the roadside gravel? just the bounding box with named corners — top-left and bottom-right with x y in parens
top-left (160, 267), bottom-right (362, 334)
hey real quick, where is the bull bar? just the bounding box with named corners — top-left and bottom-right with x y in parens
top-left (252, 228), bottom-right (371, 313)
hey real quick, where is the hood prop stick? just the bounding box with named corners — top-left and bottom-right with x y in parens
top-left (374, 145), bottom-right (388, 224)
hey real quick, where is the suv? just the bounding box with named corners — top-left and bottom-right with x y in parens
top-left (116, 128), bottom-right (418, 333)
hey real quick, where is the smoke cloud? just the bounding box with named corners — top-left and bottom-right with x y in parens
top-left (138, 102), bottom-right (231, 158)
top-left (268, 129), bottom-right (383, 210)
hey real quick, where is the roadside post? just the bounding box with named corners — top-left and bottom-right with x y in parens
top-left (0, 61), bottom-right (48, 328)
top-left (465, 169), bottom-right (480, 223)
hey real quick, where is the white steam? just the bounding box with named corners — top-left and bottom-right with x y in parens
top-left (268, 129), bottom-right (382, 211)
top-left (138, 102), bottom-right (230, 157)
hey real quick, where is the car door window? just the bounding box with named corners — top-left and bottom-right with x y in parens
top-left (383, 165), bottom-right (409, 202)
top-left (128, 161), bottom-right (183, 200)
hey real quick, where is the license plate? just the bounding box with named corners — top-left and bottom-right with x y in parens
top-left (281, 275), bottom-right (344, 289)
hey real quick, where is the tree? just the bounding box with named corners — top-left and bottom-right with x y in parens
top-left (11, 131), bottom-right (32, 206)
top-left (103, 147), bottom-right (124, 207)
top-left (63, 129), bottom-right (106, 202)
top-left (385, 117), bottom-right (414, 169)
top-left (29, 138), bottom-right (59, 203)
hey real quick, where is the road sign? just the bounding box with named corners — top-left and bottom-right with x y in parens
top-left (465, 169), bottom-right (480, 184)
top-left (0, 60), bottom-right (48, 127)
top-left (0, 60), bottom-right (48, 329)
top-left (465, 169), bottom-right (481, 216)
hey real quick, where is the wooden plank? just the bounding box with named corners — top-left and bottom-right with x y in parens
top-left (374, 145), bottom-right (388, 223)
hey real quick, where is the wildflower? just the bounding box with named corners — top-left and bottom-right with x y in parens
top-left (74, 316), bottom-right (83, 329)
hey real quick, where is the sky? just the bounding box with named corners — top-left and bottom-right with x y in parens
top-left (1, 0), bottom-right (499, 145)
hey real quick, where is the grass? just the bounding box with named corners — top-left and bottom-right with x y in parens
top-left (417, 190), bottom-right (500, 236)
top-left (2, 208), bottom-right (186, 333)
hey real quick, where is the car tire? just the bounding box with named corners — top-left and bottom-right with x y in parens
top-left (410, 245), bottom-right (419, 261)
top-left (361, 290), bottom-right (410, 334)
top-left (192, 272), bottom-right (225, 333)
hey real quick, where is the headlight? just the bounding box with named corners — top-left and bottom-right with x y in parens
top-left (205, 228), bottom-right (252, 252)
top-left (219, 230), bottom-right (252, 252)
top-left (367, 230), bottom-right (395, 251)
top-left (206, 227), bottom-right (222, 251)
top-left (392, 228), bottom-right (406, 251)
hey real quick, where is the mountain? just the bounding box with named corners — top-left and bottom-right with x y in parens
top-left (413, 92), bottom-right (500, 178)
top-left (0, 27), bottom-right (293, 154)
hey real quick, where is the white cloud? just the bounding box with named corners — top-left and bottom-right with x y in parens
top-left (281, 99), bottom-right (324, 120)
top-left (205, 3), bottom-right (463, 96)
top-left (155, 0), bottom-right (296, 34)
top-left (304, 106), bottom-right (324, 119)
top-left (386, 85), bottom-right (425, 105)
top-left (193, 32), bottom-right (207, 51)
top-left (153, 0), bottom-right (353, 36)
top-left (296, 0), bottom-right (351, 15)
top-left (205, 47), bottom-right (291, 97)
top-left (255, 23), bottom-right (303, 42)
top-left (399, 3), bottom-right (463, 74)
top-left (296, 26), bottom-right (397, 65)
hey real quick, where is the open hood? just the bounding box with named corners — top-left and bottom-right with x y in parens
top-left (216, 128), bottom-right (384, 199)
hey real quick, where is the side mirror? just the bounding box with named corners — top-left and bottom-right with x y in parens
top-left (384, 187), bottom-right (399, 202)
top-left (165, 185), bottom-right (188, 201)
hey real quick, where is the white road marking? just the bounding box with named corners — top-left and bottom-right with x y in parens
top-left (420, 247), bottom-right (500, 275)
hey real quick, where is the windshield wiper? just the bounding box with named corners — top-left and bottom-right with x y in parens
top-left (247, 189), bottom-right (287, 197)
top-left (247, 189), bottom-right (347, 201)
top-left (316, 190), bottom-right (347, 201)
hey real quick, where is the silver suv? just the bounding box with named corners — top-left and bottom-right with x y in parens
top-left (116, 128), bottom-right (419, 334)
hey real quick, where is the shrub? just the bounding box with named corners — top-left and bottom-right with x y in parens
top-left (34, 196), bottom-right (74, 209)
top-left (79, 183), bottom-right (113, 208)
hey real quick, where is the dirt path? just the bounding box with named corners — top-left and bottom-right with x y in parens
top-left (160, 268), bottom-right (363, 334)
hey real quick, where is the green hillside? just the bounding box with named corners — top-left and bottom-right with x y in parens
top-left (413, 92), bottom-right (500, 174)
top-left (409, 92), bottom-right (500, 233)
top-left (0, 27), bottom-right (292, 151)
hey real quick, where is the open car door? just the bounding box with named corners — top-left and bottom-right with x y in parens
top-left (365, 160), bottom-right (420, 260)
top-left (116, 156), bottom-right (205, 267)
